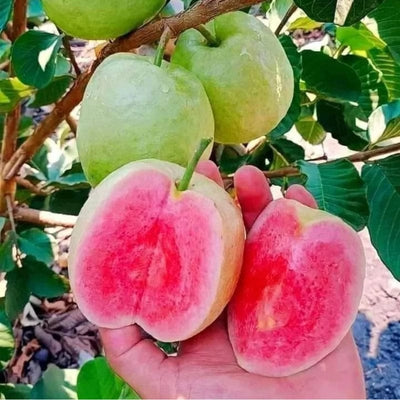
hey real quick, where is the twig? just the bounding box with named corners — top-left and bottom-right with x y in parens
top-left (3, 72), bottom-right (91, 180)
top-left (10, 0), bottom-right (27, 41)
top-left (0, 60), bottom-right (10, 71)
top-left (2, 0), bottom-right (262, 181)
top-left (13, 207), bottom-right (77, 227)
top-left (16, 177), bottom-right (49, 196)
top-left (65, 114), bottom-right (77, 135)
top-left (274, 4), bottom-right (298, 35)
top-left (62, 36), bottom-right (81, 76)
top-left (0, 0), bottom-right (27, 212)
top-left (261, 142), bottom-right (400, 179)
top-left (346, 142), bottom-right (400, 162)
top-left (5, 195), bottom-right (17, 233)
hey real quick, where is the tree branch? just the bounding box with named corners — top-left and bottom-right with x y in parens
top-left (62, 36), bottom-right (81, 76)
top-left (260, 142), bottom-right (400, 179)
top-left (2, 0), bottom-right (261, 181)
top-left (0, 0), bottom-right (27, 212)
top-left (16, 177), bottom-right (49, 196)
top-left (274, 4), bottom-right (298, 35)
top-left (65, 114), bottom-right (77, 135)
top-left (13, 207), bottom-right (77, 228)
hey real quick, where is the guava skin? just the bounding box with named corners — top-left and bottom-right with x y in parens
top-left (172, 11), bottom-right (294, 144)
top-left (77, 53), bottom-right (215, 186)
top-left (41, 0), bottom-right (166, 40)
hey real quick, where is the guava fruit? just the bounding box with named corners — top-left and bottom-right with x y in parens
top-left (77, 53), bottom-right (214, 186)
top-left (69, 159), bottom-right (244, 342)
top-left (172, 11), bottom-right (294, 144)
top-left (228, 198), bottom-right (365, 377)
top-left (41, 0), bottom-right (166, 40)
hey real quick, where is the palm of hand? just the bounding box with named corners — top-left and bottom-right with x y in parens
top-left (100, 163), bottom-right (366, 399)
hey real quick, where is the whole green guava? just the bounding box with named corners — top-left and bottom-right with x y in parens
top-left (77, 53), bottom-right (215, 186)
top-left (41, 0), bottom-right (166, 40)
top-left (172, 11), bottom-right (294, 144)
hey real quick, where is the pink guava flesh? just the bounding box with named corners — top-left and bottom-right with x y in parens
top-left (228, 198), bottom-right (365, 377)
top-left (73, 169), bottom-right (227, 341)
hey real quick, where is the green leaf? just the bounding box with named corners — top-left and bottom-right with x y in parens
top-left (0, 218), bottom-right (5, 233)
top-left (28, 0), bottom-right (45, 18)
top-left (31, 364), bottom-right (78, 399)
top-left (48, 188), bottom-right (90, 216)
top-left (288, 16), bottom-right (323, 31)
top-left (0, 116), bottom-right (33, 141)
top-left (29, 75), bottom-right (72, 108)
top-left (0, 384), bottom-right (32, 399)
top-left (301, 50), bottom-right (361, 103)
top-left (268, 35), bottom-right (301, 138)
top-left (293, 0), bottom-right (384, 25)
top-left (340, 55), bottom-right (388, 118)
top-left (17, 228), bottom-right (53, 265)
top-left (298, 159), bottom-right (369, 231)
top-left (0, 299), bottom-right (14, 369)
top-left (362, 155), bottom-right (400, 280)
top-left (368, 47), bottom-right (400, 101)
top-left (23, 257), bottom-right (69, 298)
top-left (295, 116), bottom-right (326, 144)
top-left (368, 0), bottom-right (400, 64)
top-left (0, 78), bottom-right (35, 113)
top-left (266, 0), bottom-right (294, 31)
top-left (317, 100), bottom-right (369, 150)
top-left (0, 0), bottom-right (12, 32)
top-left (11, 31), bottom-right (62, 89)
top-left (5, 268), bottom-right (30, 321)
top-left (368, 100), bottom-right (400, 146)
top-left (268, 138), bottom-right (305, 170)
top-left (336, 23), bottom-right (385, 51)
top-left (0, 234), bottom-right (16, 273)
top-left (77, 357), bottom-right (140, 399)
top-left (0, 40), bottom-right (11, 61)
top-left (219, 146), bottom-right (250, 175)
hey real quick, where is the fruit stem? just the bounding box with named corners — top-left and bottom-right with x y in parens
top-left (178, 138), bottom-right (213, 191)
top-left (154, 27), bottom-right (172, 67)
top-left (195, 25), bottom-right (220, 47)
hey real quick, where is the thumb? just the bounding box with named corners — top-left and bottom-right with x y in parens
top-left (100, 325), bottom-right (167, 397)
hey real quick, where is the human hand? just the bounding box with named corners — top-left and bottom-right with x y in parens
top-left (100, 162), bottom-right (365, 399)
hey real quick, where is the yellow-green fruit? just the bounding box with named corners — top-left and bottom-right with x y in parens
top-left (172, 11), bottom-right (294, 144)
top-left (77, 53), bottom-right (215, 186)
top-left (41, 0), bottom-right (166, 40)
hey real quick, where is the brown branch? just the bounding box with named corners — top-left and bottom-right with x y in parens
top-left (16, 177), bottom-right (49, 196)
top-left (65, 114), bottom-right (77, 135)
top-left (274, 4), bottom-right (298, 35)
top-left (3, 72), bottom-right (91, 180)
top-left (261, 142), bottom-right (400, 179)
top-left (2, 0), bottom-right (261, 181)
top-left (62, 36), bottom-right (81, 76)
top-left (13, 207), bottom-right (77, 228)
top-left (0, 60), bottom-right (10, 71)
top-left (10, 0), bottom-right (27, 41)
top-left (346, 142), bottom-right (400, 162)
top-left (0, 0), bottom-right (27, 212)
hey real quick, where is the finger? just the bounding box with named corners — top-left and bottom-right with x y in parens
top-left (100, 325), bottom-right (166, 396)
top-left (178, 314), bottom-right (235, 361)
top-left (196, 160), bottom-right (224, 187)
top-left (285, 185), bottom-right (318, 209)
top-left (234, 165), bottom-right (273, 230)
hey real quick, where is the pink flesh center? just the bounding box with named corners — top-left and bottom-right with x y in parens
top-left (75, 169), bottom-right (222, 341)
top-left (229, 200), bottom-right (361, 374)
